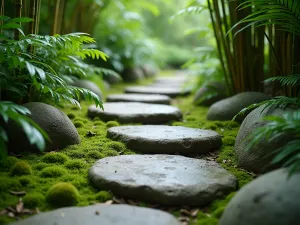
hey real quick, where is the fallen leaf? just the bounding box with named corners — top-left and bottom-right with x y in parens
top-left (104, 200), bottom-right (113, 205)
top-left (16, 199), bottom-right (24, 213)
top-left (9, 191), bottom-right (26, 197)
top-left (178, 216), bottom-right (190, 222)
top-left (190, 209), bottom-right (199, 217)
top-left (180, 209), bottom-right (190, 216)
top-left (8, 212), bottom-right (15, 218)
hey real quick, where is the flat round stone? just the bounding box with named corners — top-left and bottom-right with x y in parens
top-left (106, 94), bottom-right (171, 105)
top-left (88, 102), bottom-right (182, 124)
top-left (125, 86), bottom-right (190, 98)
top-left (10, 204), bottom-right (180, 225)
top-left (89, 155), bottom-right (237, 206)
top-left (155, 77), bottom-right (188, 84)
top-left (107, 125), bottom-right (222, 154)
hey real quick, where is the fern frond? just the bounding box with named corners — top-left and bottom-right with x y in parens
top-left (264, 74), bottom-right (300, 86)
top-left (170, 5), bottom-right (206, 22)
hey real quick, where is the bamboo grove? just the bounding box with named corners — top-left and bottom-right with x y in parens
top-left (207, 0), bottom-right (300, 97)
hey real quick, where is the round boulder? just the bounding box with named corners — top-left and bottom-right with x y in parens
top-left (107, 125), bottom-right (222, 154)
top-left (193, 82), bottom-right (228, 106)
top-left (88, 102), bottom-right (182, 124)
top-left (72, 79), bottom-right (103, 99)
top-left (220, 168), bottom-right (300, 225)
top-left (234, 105), bottom-right (295, 173)
top-left (207, 92), bottom-right (270, 122)
top-left (122, 67), bottom-right (144, 82)
top-left (10, 204), bottom-right (180, 225)
top-left (6, 102), bottom-right (80, 152)
top-left (89, 155), bottom-right (237, 206)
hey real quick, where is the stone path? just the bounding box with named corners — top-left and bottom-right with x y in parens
top-left (125, 86), bottom-right (190, 98)
top-left (107, 125), bottom-right (222, 154)
top-left (88, 102), bottom-right (182, 124)
top-left (10, 204), bottom-right (180, 225)
top-left (106, 93), bottom-right (171, 105)
top-left (89, 155), bottom-right (237, 206)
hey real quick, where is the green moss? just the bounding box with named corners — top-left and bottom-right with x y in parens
top-left (211, 206), bottom-right (225, 219)
top-left (106, 121), bottom-right (119, 128)
top-left (0, 156), bottom-right (19, 172)
top-left (66, 150), bottom-right (86, 159)
top-left (11, 161), bottom-right (32, 176)
top-left (46, 182), bottom-right (79, 207)
top-left (67, 113), bottom-right (76, 119)
top-left (172, 122), bottom-right (185, 126)
top-left (104, 141), bottom-right (126, 153)
top-left (102, 149), bottom-right (119, 157)
top-left (23, 193), bottom-right (45, 208)
top-left (61, 174), bottom-right (88, 189)
top-left (86, 150), bottom-right (104, 160)
top-left (18, 176), bottom-right (33, 187)
top-left (222, 137), bottom-right (235, 146)
top-left (194, 217), bottom-right (218, 225)
top-left (40, 166), bottom-right (67, 178)
top-left (93, 117), bottom-right (101, 121)
top-left (0, 177), bottom-right (22, 191)
top-left (65, 160), bottom-right (86, 170)
top-left (42, 152), bottom-right (69, 164)
top-left (204, 124), bottom-right (218, 130)
top-left (95, 191), bottom-right (113, 202)
top-left (94, 121), bottom-right (105, 126)
top-left (33, 162), bottom-right (50, 170)
top-left (74, 121), bottom-right (84, 128)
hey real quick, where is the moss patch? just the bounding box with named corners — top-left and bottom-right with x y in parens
top-left (46, 182), bottom-right (79, 207)
top-left (23, 193), bottom-right (45, 208)
top-left (40, 166), bottom-right (67, 178)
top-left (42, 153), bottom-right (69, 164)
top-left (106, 121), bottom-right (119, 128)
top-left (95, 191), bottom-right (113, 202)
top-left (11, 161), bottom-right (32, 176)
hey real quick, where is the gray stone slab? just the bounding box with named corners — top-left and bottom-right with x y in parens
top-left (155, 76), bottom-right (188, 84)
top-left (106, 94), bottom-right (171, 105)
top-left (89, 155), bottom-right (237, 206)
top-left (107, 125), bottom-right (222, 154)
top-left (125, 86), bottom-right (190, 98)
top-left (10, 204), bottom-right (180, 225)
top-left (88, 103), bottom-right (182, 124)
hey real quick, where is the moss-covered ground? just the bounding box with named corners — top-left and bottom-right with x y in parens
top-left (0, 70), bottom-right (254, 225)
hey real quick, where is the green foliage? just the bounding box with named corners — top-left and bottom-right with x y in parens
top-left (42, 153), bottom-right (69, 164)
top-left (74, 121), bottom-right (84, 128)
top-left (247, 111), bottom-right (300, 176)
top-left (0, 102), bottom-right (48, 157)
top-left (11, 161), bottom-right (32, 176)
top-left (46, 182), bottom-right (79, 207)
top-left (95, 191), bottom-right (113, 202)
top-left (233, 0), bottom-right (300, 36)
top-left (65, 159), bottom-right (86, 170)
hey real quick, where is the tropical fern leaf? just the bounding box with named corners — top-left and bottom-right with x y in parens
top-left (264, 74), bottom-right (300, 86)
top-left (233, 0), bottom-right (300, 36)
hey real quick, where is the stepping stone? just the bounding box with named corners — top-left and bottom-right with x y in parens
top-left (107, 125), bottom-right (222, 154)
top-left (89, 155), bottom-right (237, 206)
top-left (155, 76), bottom-right (188, 84)
top-left (125, 86), bottom-right (190, 98)
top-left (147, 83), bottom-right (184, 88)
top-left (10, 204), bottom-right (180, 225)
top-left (106, 94), bottom-right (171, 105)
top-left (88, 102), bottom-right (182, 124)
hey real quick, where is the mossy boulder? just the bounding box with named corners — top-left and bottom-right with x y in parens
top-left (5, 102), bottom-right (80, 152)
top-left (46, 182), bottom-right (79, 207)
top-left (193, 81), bottom-right (228, 106)
top-left (207, 92), bottom-right (270, 122)
top-left (11, 161), bottom-right (32, 176)
top-left (234, 105), bottom-right (295, 173)
top-left (220, 169), bottom-right (300, 225)
top-left (72, 79), bottom-right (103, 99)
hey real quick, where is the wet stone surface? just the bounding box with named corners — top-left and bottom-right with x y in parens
top-left (107, 125), bottom-right (222, 154)
top-left (106, 94), bottom-right (171, 105)
top-left (125, 86), bottom-right (190, 98)
top-left (89, 155), bottom-right (237, 206)
top-left (10, 204), bottom-right (180, 225)
top-left (88, 102), bottom-right (182, 124)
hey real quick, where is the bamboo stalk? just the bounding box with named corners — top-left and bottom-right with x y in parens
top-left (14, 0), bottom-right (22, 40)
top-left (51, 0), bottom-right (60, 35)
top-left (28, 0), bottom-right (36, 34)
